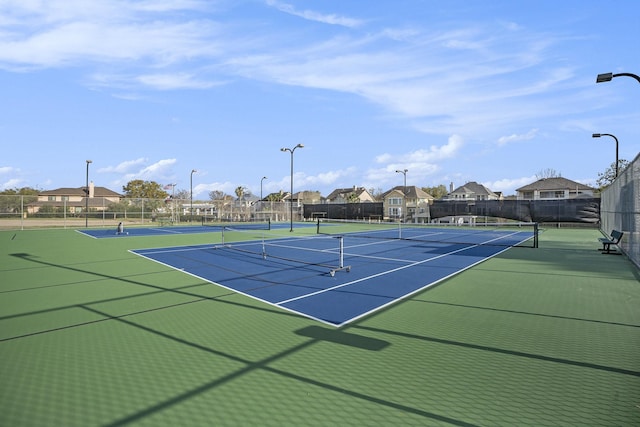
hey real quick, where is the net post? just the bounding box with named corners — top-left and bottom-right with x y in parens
top-left (339, 235), bottom-right (344, 269)
top-left (316, 218), bottom-right (321, 234)
top-left (534, 222), bottom-right (538, 248)
top-left (267, 218), bottom-right (271, 230)
top-left (221, 227), bottom-right (225, 245)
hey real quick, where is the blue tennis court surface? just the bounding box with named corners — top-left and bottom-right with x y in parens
top-left (131, 227), bottom-right (535, 327)
top-left (78, 222), bottom-right (304, 238)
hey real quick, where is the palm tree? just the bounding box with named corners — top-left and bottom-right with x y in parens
top-left (235, 186), bottom-right (245, 200)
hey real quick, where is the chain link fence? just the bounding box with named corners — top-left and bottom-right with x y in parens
top-left (600, 152), bottom-right (640, 268)
top-left (0, 196), bottom-right (302, 230)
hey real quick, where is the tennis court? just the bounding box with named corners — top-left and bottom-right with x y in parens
top-left (1, 225), bottom-right (639, 426)
top-left (131, 222), bottom-right (537, 326)
top-left (77, 219), bottom-right (297, 238)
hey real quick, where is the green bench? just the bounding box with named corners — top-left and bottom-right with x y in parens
top-left (599, 230), bottom-right (623, 255)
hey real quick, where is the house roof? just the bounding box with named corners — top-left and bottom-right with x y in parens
top-left (325, 187), bottom-right (371, 200)
top-left (39, 187), bottom-right (123, 197)
top-left (381, 186), bottom-right (433, 200)
top-left (516, 177), bottom-right (594, 192)
top-left (450, 181), bottom-right (497, 197)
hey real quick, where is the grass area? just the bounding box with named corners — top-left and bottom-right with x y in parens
top-left (1, 226), bottom-right (639, 426)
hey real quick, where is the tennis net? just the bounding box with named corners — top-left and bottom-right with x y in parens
top-left (317, 218), bottom-right (539, 248)
top-left (214, 230), bottom-right (350, 276)
top-left (202, 216), bottom-right (271, 231)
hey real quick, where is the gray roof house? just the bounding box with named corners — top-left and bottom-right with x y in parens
top-left (380, 186), bottom-right (433, 222)
top-left (515, 177), bottom-right (595, 200)
top-left (325, 186), bottom-right (375, 203)
top-left (32, 183), bottom-right (122, 213)
top-left (444, 181), bottom-right (500, 201)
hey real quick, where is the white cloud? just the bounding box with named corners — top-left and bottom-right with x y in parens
top-left (376, 135), bottom-right (464, 165)
top-left (0, 2), bottom-right (220, 69)
top-left (105, 158), bottom-right (178, 187)
top-left (97, 158), bottom-right (148, 174)
top-left (265, 0), bottom-right (363, 28)
top-left (482, 176), bottom-right (536, 194)
top-left (0, 166), bottom-right (19, 174)
top-left (497, 128), bottom-right (538, 146)
top-left (136, 73), bottom-right (222, 90)
top-left (1, 178), bottom-right (23, 190)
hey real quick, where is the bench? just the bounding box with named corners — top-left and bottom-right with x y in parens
top-left (598, 230), bottom-right (624, 254)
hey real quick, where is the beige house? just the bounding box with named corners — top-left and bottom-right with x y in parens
top-left (32, 183), bottom-right (122, 214)
top-left (381, 186), bottom-right (433, 222)
top-left (324, 186), bottom-right (375, 203)
top-left (443, 181), bottom-right (501, 201)
top-left (516, 177), bottom-right (595, 200)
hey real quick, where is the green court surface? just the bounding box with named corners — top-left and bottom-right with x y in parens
top-left (1, 227), bottom-right (639, 426)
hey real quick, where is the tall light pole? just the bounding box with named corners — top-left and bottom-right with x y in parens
top-left (190, 169), bottom-right (197, 222)
top-left (85, 160), bottom-right (92, 228)
top-left (592, 133), bottom-right (619, 178)
top-left (260, 176), bottom-right (267, 201)
top-left (281, 144), bottom-right (304, 232)
top-left (596, 72), bottom-right (640, 84)
top-left (167, 183), bottom-right (177, 223)
top-left (395, 169), bottom-right (408, 222)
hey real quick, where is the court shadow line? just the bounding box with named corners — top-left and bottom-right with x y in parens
top-left (416, 299), bottom-right (640, 328)
top-left (6, 253), bottom-right (479, 426)
top-left (81, 304), bottom-right (475, 427)
top-left (353, 324), bottom-right (640, 378)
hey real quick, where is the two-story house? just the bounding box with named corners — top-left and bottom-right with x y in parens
top-left (443, 181), bottom-right (501, 201)
top-left (324, 186), bottom-right (375, 203)
top-left (381, 186), bottom-right (433, 222)
top-left (32, 182), bottom-right (122, 214)
top-left (516, 177), bottom-right (595, 200)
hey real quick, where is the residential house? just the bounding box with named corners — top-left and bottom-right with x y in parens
top-left (516, 177), bottom-right (595, 200)
top-left (325, 186), bottom-right (375, 203)
top-left (32, 183), bottom-right (122, 214)
top-left (443, 181), bottom-right (501, 201)
top-left (381, 186), bottom-right (434, 222)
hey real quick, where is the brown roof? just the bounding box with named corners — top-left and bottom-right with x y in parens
top-left (39, 187), bottom-right (123, 197)
top-left (382, 186), bottom-right (434, 200)
top-left (325, 187), bottom-right (372, 200)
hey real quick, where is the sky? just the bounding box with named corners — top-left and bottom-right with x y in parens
top-left (1, 0), bottom-right (639, 199)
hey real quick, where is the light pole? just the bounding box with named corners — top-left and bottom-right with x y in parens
top-left (395, 169), bottom-right (408, 222)
top-left (190, 169), bottom-right (197, 222)
top-left (260, 176), bottom-right (268, 215)
top-left (167, 183), bottom-right (176, 223)
top-left (596, 72), bottom-right (640, 84)
top-left (592, 133), bottom-right (619, 178)
top-left (281, 144), bottom-right (304, 231)
top-left (85, 160), bottom-right (92, 228)
top-left (260, 176), bottom-right (267, 201)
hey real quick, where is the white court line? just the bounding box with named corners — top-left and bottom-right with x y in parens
top-left (275, 244), bottom-right (477, 305)
top-left (275, 230), bottom-right (530, 306)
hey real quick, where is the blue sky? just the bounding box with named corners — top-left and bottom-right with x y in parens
top-left (1, 0), bottom-right (638, 198)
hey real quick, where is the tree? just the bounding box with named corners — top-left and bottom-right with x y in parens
top-left (422, 185), bottom-right (448, 199)
top-left (267, 192), bottom-right (285, 202)
top-left (122, 180), bottom-right (168, 199)
top-left (209, 190), bottom-right (228, 218)
top-left (535, 168), bottom-right (561, 179)
top-left (234, 186), bottom-right (247, 200)
top-left (596, 159), bottom-right (629, 190)
top-left (0, 187), bottom-right (39, 213)
top-left (346, 192), bottom-right (360, 203)
top-left (368, 187), bottom-right (384, 201)
top-left (209, 190), bottom-right (226, 201)
top-left (0, 187), bottom-right (39, 196)
top-left (174, 189), bottom-right (190, 201)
